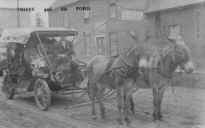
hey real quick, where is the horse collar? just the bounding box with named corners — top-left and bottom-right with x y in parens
top-left (119, 56), bottom-right (133, 68)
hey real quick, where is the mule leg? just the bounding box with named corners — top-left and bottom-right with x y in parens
top-left (124, 92), bottom-right (133, 125)
top-left (116, 87), bottom-right (124, 125)
top-left (152, 87), bottom-right (160, 121)
top-left (129, 95), bottom-right (135, 115)
top-left (152, 86), bottom-right (165, 121)
top-left (158, 86), bottom-right (166, 119)
top-left (123, 80), bottom-right (137, 125)
top-left (127, 82), bottom-right (138, 117)
top-left (88, 81), bottom-right (97, 119)
top-left (96, 87), bottom-right (106, 119)
top-left (129, 88), bottom-right (139, 116)
top-left (91, 92), bottom-right (97, 120)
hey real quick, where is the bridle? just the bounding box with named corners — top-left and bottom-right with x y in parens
top-left (116, 52), bottom-right (139, 79)
top-left (156, 44), bottom-right (190, 78)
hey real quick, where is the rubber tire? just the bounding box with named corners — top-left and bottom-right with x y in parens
top-left (34, 79), bottom-right (51, 111)
top-left (5, 88), bottom-right (15, 100)
top-left (2, 76), bottom-right (15, 100)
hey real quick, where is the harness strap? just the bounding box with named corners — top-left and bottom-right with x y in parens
top-left (105, 56), bottom-right (118, 72)
top-left (119, 56), bottom-right (134, 69)
top-left (139, 46), bottom-right (175, 79)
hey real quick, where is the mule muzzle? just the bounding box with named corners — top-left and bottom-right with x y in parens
top-left (183, 61), bottom-right (195, 74)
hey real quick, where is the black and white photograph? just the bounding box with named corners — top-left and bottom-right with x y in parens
top-left (0, 0), bottom-right (204, 127)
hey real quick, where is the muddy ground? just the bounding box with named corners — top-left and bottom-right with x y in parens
top-left (0, 73), bottom-right (205, 128)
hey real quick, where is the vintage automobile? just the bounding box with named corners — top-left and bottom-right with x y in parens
top-left (0, 28), bottom-right (86, 110)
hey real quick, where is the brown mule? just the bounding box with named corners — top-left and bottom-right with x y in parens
top-left (86, 49), bottom-right (140, 125)
top-left (86, 37), bottom-right (194, 124)
top-left (129, 37), bottom-right (194, 121)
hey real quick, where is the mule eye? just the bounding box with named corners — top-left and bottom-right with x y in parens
top-left (31, 64), bottom-right (35, 68)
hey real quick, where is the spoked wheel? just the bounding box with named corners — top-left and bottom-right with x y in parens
top-left (2, 76), bottom-right (15, 100)
top-left (34, 79), bottom-right (51, 111)
top-left (5, 88), bottom-right (15, 99)
top-left (3, 86), bottom-right (15, 100)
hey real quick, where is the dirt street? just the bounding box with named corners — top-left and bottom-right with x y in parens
top-left (0, 74), bottom-right (205, 128)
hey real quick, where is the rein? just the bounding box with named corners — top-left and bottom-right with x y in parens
top-left (119, 56), bottom-right (133, 69)
top-left (138, 45), bottom-right (177, 79)
top-left (102, 54), bottom-right (138, 80)
top-left (114, 56), bottom-right (138, 78)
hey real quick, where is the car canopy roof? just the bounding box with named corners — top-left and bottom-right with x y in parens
top-left (0, 27), bottom-right (78, 45)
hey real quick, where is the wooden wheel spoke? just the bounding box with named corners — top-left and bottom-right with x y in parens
top-left (34, 79), bottom-right (51, 110)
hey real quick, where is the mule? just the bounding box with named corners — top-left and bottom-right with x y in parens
top-left (129, 37), bottom-right (194, 121)
top-left (86, 37), bottom-right (194, 125)
top-left (86, 50), bottom-right (140, 125)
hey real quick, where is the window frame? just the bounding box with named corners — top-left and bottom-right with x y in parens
top-left (168, 24), bottom-right (182, 40)
top-left (109, 3), bottom-right (117, 18)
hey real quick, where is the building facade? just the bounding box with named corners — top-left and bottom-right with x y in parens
top-left (49, 0), bottom-right (148, 60)
top-left (0, 8), bottom-right (32, 28)
top-left (145, 1), bottom-right (205, 70)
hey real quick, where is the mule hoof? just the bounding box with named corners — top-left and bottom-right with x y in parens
top-left (124, 117), bottom-right (131, 126)
top-left (100, 112), bottom-right (106, 120)
top-left (152, 113), bottom-right (163, 121)
top-left (101, 115), bottom-right (106, 120)
top-left (131, 111), bottom-right (137, 118)
top-left (152, 113), bottom-right (158, 121)
top-left (92, 115), bottom-right (97, 120)
top-left (116, 118), bottom-right (124, 125)
top-left (158, 114), bottom-right (163, 121)
top-left (133, 114), bottom-right (137, 119)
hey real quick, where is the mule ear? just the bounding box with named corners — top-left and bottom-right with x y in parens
top-left (128, 30), bottom-right (138, 42)
top-left (166, 34), bottom-right (177, 45)
top-left (167, 38), bottom-right (176, 44)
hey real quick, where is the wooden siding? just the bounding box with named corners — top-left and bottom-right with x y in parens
top-left (48, 0), bottom-right (148, 59)
top-left (146, 4), bottom-right (205, 69)
top-left (48, 0), bottom-right (109, 59)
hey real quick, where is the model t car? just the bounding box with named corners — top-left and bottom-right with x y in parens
top-left (0, 28), bottom-right (86, 110)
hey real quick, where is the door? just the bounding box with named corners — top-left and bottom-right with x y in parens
top-left (96, 36), bottom-right (105, 55)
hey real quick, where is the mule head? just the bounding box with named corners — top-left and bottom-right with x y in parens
top-left (122, 47), bottom-right (140, 68)
top-left (179, 61), bottom-right (194, 73)
top-left (168, 36), bottom-right (195, 74)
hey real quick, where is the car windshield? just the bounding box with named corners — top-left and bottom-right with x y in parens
top-left (37, 31), bottom-right (77, 43)
top-left (38, 31), bottom-right (77, 43)
top-left (36, 31), bottom-right (77, 55)
top-left (39, 35), bottom-right (75, 44)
